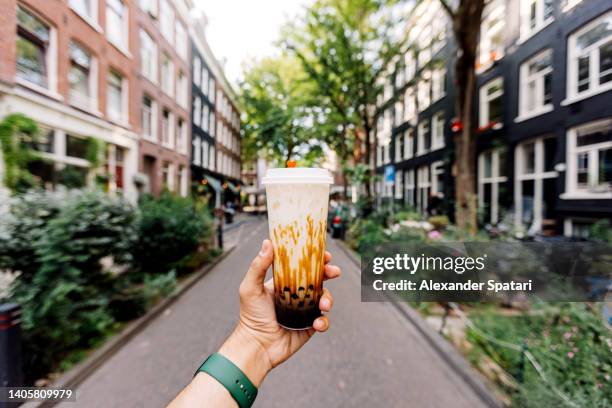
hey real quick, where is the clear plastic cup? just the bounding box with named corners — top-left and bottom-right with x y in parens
top-left (262, 167), bottom-right (333, 329)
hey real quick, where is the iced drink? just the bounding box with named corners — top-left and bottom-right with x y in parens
top-left (262, 167), bottom-right (333, 329)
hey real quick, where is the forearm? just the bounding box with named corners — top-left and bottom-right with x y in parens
top-left (168, 325), bottom-right (271, 407)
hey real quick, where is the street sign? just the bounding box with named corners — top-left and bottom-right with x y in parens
top-left (384, 165), bottom-right (395, 185)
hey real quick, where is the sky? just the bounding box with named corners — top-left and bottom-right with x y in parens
top-left (194, 0), bottom-right (311, 86)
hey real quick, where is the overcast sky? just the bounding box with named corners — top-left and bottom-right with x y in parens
top-left (194, 0), bottom-right (311, 86)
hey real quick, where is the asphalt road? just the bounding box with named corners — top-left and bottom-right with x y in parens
top-left (60, 218), bottom-right (489, 408)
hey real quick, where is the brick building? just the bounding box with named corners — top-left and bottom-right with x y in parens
top-left (135, 0), bottom-right (192, 197)
top-left (0, 0), bottom-right (140, 202)
top-left (376, 0), bottom-right (612, 237)
top-left (190, 13), bottom-right (241, 207)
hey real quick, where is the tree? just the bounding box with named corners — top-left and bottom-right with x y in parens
top-left (284, 0), bottom-right (410, 203)
top-left (239, 54), bottom-right (324, 166)
top-left (439, 0), bottom-right (486, 233)
top-left (0, 113), bottom-right (40, 191)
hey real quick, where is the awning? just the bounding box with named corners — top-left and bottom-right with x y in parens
top-left (225, 181), bottom-right (239, 193)
top-left (204, 176), bottom-right (222, 192)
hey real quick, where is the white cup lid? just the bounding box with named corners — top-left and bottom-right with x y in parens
top-left (262, 167), bottom-right (333, 185)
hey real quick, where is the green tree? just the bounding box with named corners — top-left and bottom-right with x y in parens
top-left (0, 113), bottom-right (40, 191)
top-left (240, 55), bottom-right (324, 166)
top-left (284, 0), bottom-right (410, 203)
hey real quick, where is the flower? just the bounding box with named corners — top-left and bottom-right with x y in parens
top-left (563, 332), bottom-right (572, 340)
top-left (567, 351), bottom-right (575, 359)
top-left (428, 230), bottom-right (442, 240)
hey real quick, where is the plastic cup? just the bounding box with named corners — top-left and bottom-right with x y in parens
top-left (262, 167), bottom-right (333, 329)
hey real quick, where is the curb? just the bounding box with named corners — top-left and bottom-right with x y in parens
top-left (29, 246), bottom-right (236, 408)
top-left (334, 239), bottom-right (502, 408)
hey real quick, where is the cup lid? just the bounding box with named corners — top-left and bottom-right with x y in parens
top-left (262, 167), bottom-right (333, 185)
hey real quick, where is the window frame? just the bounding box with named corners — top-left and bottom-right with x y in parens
top-left (478, 149), bottom-right (508, 225)
top-left (142, 94), bottom-right (157, 141)
top-left (479, 76), bottom-right (504, 128)
top-left (68, 41), bottom-right (97, 111)
top-left (106, 0), bottom-right (129, 54)
top-left (519, 0), bottom-right (554, 42)
top-left (517, 49), bottom-right (553, 122)
top-left (431, 111), bottom-right (445, 150)
top-left (106, 69), bottom-right (127, 124)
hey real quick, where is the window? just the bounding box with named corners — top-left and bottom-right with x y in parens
top-left (520, 0), bottom-right (554, 40)
top-left (431, 69), bottom-right (445, 102)
top-left (161, 109), bottom-right (173, 148)
top-left (404, 53), bottom-right (415, 82)
top-left (404, 170), bottom-right (415, 207)
top-left (404, 128), bottom-right (414, 159)
top-left (193, 57), bottom-right (201, 87)
top-left (514, 137), bottom-right (558, 233)
top-left (394, 101), bottom-right (403, 127)
top-left (192, 137), bottom-right (201, 166)
top-left (404, 87), bottom-right (416, 123)
top-left (395, 133), bottom-right (403, 162)
top-left (209, 78), bottom-right (216, 103)
top-left (162, 161), bottom-right (174, 191)
top-left (210, 146), bottom-right (215, 170)
top-left (210, 113), bottom-right (216, 137)
top-left (179, 165), bottom-right (188, 197)
top-left (567, 11), bottom-right (612, 101)
top-left (432, 112), bottom-right (445, 149)
top-left (479, 0), bottom-right (505, 70)
top-left (140, 30), bottom-right (157, 83)
top-left (202, 104), bottom-right (209, 132)
top-left (70, 0), bottom-right (97, 23)
top-left (66, 134), bottom-right (89, 159)
top-left (201, 68), bottom-right (209, 95)
top-left (175, 21), bottom-right (187, 60)
top-left (566, 119), bottom-right (612, 197)
top-left (417, 71), bottom-right (431, 111)
top-left (107, 70), bottom-right (125, 122)
top-left (563, 0), bottom-right (583, 12)
top-left (202, 141), bottom-right (209, 168)
top-left (395, 170), bottom-right (403, 199)
top-left (479, 77), bottom-right (503, 128)
top-left (431, 161), bottom-right (444, 197)
top-left (68, 42), bottom-right (94, 108)
top-left (193, 97), bottom-right (201, 126)
top-left (161, 54), bottom-right (174, 97)
top-left (177, 119), bottom-right (187, 153)
top-left (139, 0), bottom-right (157, 17)
top-left (142, 95), bottom-right (156, 140)
top-left (177, 70), bottom-right (188, 108)
top-left (160, 0), bottom-right (174, 44)
top-left (417, 121), bottom-right (431, 155)
top-left (16, 6), bottom-right (51, 88)
top-left (416, 165), bottom-right (430, 214)
top-left (519, 49), bottom-right (553, 120)
top-left (106, 0), bottom-right (127, 51)
top-left (478, 149), bottom-right (508, 225)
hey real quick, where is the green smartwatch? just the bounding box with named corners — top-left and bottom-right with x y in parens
top-left (195, 353), bottom-right (258, 408)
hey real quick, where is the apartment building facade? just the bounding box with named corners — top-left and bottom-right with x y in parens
top-left (0, 0), bottom-right (140, 202)
top-left (190, 14), bottom-right (241, 207)
top-left (135, 0), bottom-right (192, 197)
top-left (376, 0), bottom-right (612, 237)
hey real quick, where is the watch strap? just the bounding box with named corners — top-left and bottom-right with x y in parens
top-left (195, 353), bottom-right (258, 408)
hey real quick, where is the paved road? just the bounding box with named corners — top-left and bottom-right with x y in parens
top-left (61, 218), bottom-right (489, 408)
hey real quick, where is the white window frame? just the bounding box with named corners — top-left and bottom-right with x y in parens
top-left (404, 169), bottom-right (415, 207)
top-left (404, 128), bottom-right (414, 159)
top-left (106, 0), bottom-right (129, 55)
top-left (478, 0), bottom-right (505, 71)
top-left (403, 87), bottom-right (416, 123)
top-left (417, 165), bottom-right (430, 214)
top-left (140, 29), bottom-right (157, 84)
top-left (192, 137), bottom-right (201, 166)
top-left (160, 0), bottom-right (174, 45)
top-left (177, 70), bottom-right (188, 108)
top-left (478, 149), bottom-right (508, 225)
top-left (161, 54), bottom-right (174, 97)
top-left (517, 49), bottom-right (553, 122)
top-left (417, 121), bottom-right (430, 156)
top-left (479, 77), bottom-right (504, 128)
top-left (161, 109), bottom-right (174, 149)
top-left (177, 118), bottom-right (187, 154)
top-left (394, 169), bottom-right (403, 199)
top-left (514, 137), bottom-right (558, 233)
top-left (431, 111), bottom-right (445, 150)
top-left (193, 57), bottom-right (201, 87)
top-left (193, 97), bottom-right (201, 127)
top-left (564, 11), bottom-right (612, 105)
top-left (68, 41), bottom-right (98, 112)
top-left (431, 68), bottom-right (445, 102)
top-left (395, 133), bottom-right (403, 162)
top-left (69, 0), bottom-right (100, 31)
top-left (562, 0), bottom-right (583, 12)
top-left (431, 161), bottom-right (444, 197)
top-left (142, 94), bottom-right (157, 141)
top-left (563, 118), bottom-right (612, 199)
top-left (106, 70), bottom-right (128, 124)
top-left (179, 165), bottom-right (188, 197)
top-left (417, 71), bottom-right (431, 112)
top-left (519, 0), bottom-right (554, 42)
top-left (175, 20), bottom-right (188, 61)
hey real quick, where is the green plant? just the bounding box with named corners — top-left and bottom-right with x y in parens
top-left (427, 215), bottom-right (450, 231)
top-left (0, 113), bottom-right (40, 191)
top-left (589, 220), bottom-right (612, 243)
top-left (8, 191), bottom-right (136, 381)
top-left (132, 193), bottom-right (213, 274)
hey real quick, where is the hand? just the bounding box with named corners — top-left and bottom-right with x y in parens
top-left (219, 239), bottom-right (341, 386)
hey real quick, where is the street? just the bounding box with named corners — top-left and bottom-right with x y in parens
top-left (60, 218), bottom-right (489, 408)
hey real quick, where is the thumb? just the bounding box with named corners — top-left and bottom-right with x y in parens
top-left (241, 239), bottom-right (273, 295)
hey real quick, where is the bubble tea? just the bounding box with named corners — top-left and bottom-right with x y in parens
top-left (262, 167), bottom-right (333, 329)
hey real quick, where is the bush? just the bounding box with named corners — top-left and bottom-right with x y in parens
top-left (427, 215), bottom-right (450, 231)
top-left (7, 191), bottom-right (136, 381)
top-left (132, 193), bottom-right (212, 274)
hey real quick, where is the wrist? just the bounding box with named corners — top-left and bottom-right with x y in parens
top-left (218, 325), bottom-right (271, 387)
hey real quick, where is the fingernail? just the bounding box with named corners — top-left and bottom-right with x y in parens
top-left (321, 298), bottom-right (330, 309)
top-left (259, 240), bottom-right (269, 256)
